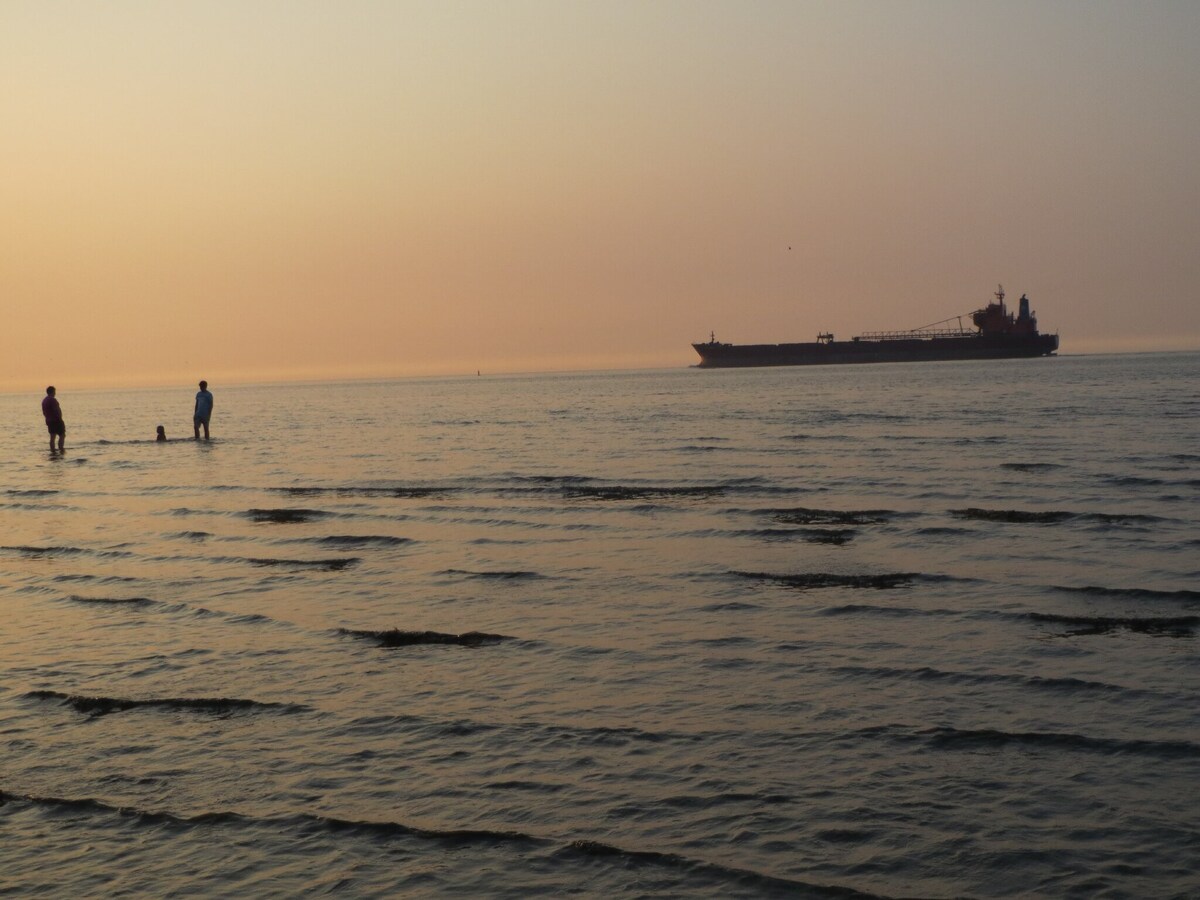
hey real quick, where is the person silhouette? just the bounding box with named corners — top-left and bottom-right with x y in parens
top-left (193, 380), bottom-right (213, 440)
top-left (42, 386), bottom-right (65, 451)
top-left (156, 425), bottom-right (167, 442)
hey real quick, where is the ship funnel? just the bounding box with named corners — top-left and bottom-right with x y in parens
top-left (1018, 293), bottom-right (1031, 320)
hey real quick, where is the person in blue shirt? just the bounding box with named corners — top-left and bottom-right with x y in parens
top-left (193, 380), bottom-right (214, 440)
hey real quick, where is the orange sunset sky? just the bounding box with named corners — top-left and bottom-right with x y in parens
top-left (3, 1), bottom-right (1199, 390)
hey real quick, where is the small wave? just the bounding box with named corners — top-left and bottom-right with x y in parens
top-left (244, 508), bottom-right (332, 524)
top-left (732, 571), bottom-right (921, 591)
top-left (1055, 585), bottom-right (1200, 602)
top-left (438, 569), bottom-right (542, 580)
top-left (276, 486), bottom-right (449, 498)
top-left (67, 595), bottom-right (154, 606)
top-left (169, 531), bottom-right (213, 540)
top-left (742, 527), bottom-right (857, 544)
top-left (504, 474), bottom-right (595, 485)
top-left (819, 603), bottom-right (952, 618)
top-left (830, 664), bottom-right (1145, 696)
top-left (918, 725), bottom-right (1200, 760)
top-left (1104, 475), bottom-right (1166, 487)
top-left (1029, 613), bottom-right (1200, 637)
top-left (239, 556), bottom-right (359, 571)
top-left (999, 462), bottom-right (1065, 472)
top-left (338, 628), bottom-right (512, 648)
top-left (65, 594), bottom-right (287, 628)
top-left (2, 544), bottom-right (88, 556)
top-left (483, 780), bottom-right (567, 793)
top-left (951, 508), bottom-right (1164, 526)
top-left (552, 839), bottom-right (866, 897)
top-left (24, 690), bottom-right (308, 717)
top-left (4, 489), bottom-right (59, 496)
top-left (299, 535), bottom-right (414, 548)
top-left (0, 793), bottom-right (880, 898)
top-left (2, 501), bottom-right (77, 512)
top-left (765, 507), bottom-right (896, 526)
top-left (697, 601), bottom-right (762, 612)
top-left (949, 508), bottom-right (1074, 524)
top-left (53, 573), bottom-right (140, 584)
top-left (564, 485), bottom-right (726, 500)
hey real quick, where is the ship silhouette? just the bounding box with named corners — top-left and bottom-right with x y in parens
top-left (693, 285), bottom-right (1059, 368)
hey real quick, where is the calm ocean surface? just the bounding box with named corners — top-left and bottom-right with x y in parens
top-left (1, 354), bottom-right (1197, 898)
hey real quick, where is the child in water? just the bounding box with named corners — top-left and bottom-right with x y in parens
top-left (156, 425), bottom-right (166, 442)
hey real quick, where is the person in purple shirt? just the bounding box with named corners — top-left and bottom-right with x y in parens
top-left (42, 386), bottom-right (65, 451)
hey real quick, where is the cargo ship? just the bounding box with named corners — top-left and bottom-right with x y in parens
top-left (693, 286), bottom-right (1058, 368)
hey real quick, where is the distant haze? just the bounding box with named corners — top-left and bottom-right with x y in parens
top-left (3, 1), bottom-right (1198, 390)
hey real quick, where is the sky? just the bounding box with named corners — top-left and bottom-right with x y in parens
top-left (3, 0), bottom-right (1199, 389)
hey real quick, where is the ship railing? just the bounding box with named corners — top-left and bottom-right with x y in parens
top-left (856, 327), bottom-right (977, 341)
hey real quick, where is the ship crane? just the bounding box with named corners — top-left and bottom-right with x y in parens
top-left (858, 313), bottom-right (976, 342)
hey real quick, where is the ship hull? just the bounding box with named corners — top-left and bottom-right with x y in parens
top-left (692, 333), bottom-right (1058, 368)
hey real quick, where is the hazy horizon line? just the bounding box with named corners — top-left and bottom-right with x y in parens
top-left (3, 346), bottom-right (1197, 396)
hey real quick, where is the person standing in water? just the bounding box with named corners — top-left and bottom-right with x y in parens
top-left (193, 380), bottom-right (214, 440)
top-left (42, 386), bottom-right (65, 451)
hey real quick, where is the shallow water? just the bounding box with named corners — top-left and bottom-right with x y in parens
top-left (2, 354), bottom-right (1198, 897)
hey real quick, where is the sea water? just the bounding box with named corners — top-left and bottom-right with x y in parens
top-left (1, 353), bottom-right (1197, 898)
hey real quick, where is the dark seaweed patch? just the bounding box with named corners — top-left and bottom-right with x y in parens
top-left (25, 690), bottom-right (307, 717)
top-left (765, 507), bottom-right (895, 526)
top-left (732, 571), bottom-right (919, 590)
top-left (339, 628), bottom-right (512, 648)
top-left (244, 508), bottom-right (332, 524)
top-left (1030, 613), bottom-right (1200, 637)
